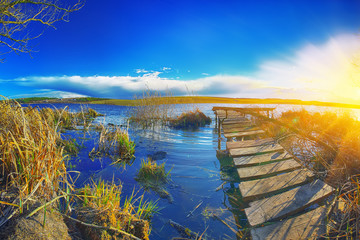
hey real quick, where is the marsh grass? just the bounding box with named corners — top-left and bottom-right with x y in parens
top-left (0, 97), bottom-right (155, 239)
top-left (76, 179), bottom-right (157, 239)
top-left (135, 158), bottom-right (173, 202)
top-left (136, 158), bottom-right (171, 188)
top-left (258, 109), bottom-right (360, 182)
top-left (57, 136), bottom-right (81, 156)
top-left (39, 106), bottom-right (102, 130)
top-left (169, 108), bottom-right (211, 129)
top-left (252, 108), bottom-right (360, 238)
top-left (90, 124), bottom-right (135, 166)
top-left (129, 90), bottom-right (179, 128)
top-left (0, 98), bottom-right (69, 202)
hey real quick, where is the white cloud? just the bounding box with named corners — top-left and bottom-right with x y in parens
top-left (13, 90), bottom-right (87, 99)
top-left (8, 33), bottom-right (360, 103)
top-left (135, 69), bottom-right (148, 74)
top-left (162, 67), bottom-right (172, 71)
top-left (18, 72), bottom-right (268, 98)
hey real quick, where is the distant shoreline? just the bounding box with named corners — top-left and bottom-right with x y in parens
top-left (15, 96), bottom-right (360, 109)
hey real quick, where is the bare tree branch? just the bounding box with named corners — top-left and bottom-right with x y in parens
top-left (0, 0), bottom-right (84, 61)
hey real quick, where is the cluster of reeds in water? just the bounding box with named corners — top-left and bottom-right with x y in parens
top-left (136, 158), bottom-right (171, 190)
top-left (0, 97), bottom-right (155, 239)
top-left (256, 108), bottom-right (360, 238)
top-left (129, 90), bottom-right (211, 129)
top-left (90, 124), bottom-right (136, 166)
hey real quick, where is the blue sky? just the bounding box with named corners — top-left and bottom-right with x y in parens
top-left (2, 0), bottom-right (360, 103)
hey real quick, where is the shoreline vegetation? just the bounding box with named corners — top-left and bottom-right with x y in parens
top-left (14, 96), bottom-right (360, 109)
top-left (253, 108), bottom-right (360, 238)
top-left (4, 93), bottom-right (360, 239)
top-left (0, 97), bottom-right (154, 240)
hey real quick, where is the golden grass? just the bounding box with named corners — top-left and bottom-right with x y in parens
top-left (136, 158), bottom-right (171, 188)
top-left (254, 108), bottom-right (360, 238)
top-left (76, 180), bottom-right (157, 239)
top-left (90, 124), bottom-right (135, 165)
top-left (128, 90), bottom-right (180, 128)
top-left (169, 108), bottom-right (211, 129)
top-left (0, 98), bottom-right (69, 202)
top-left (81, 96), bottom-right (360, 109)
top-left (259, 109), bottom-right (360, 183)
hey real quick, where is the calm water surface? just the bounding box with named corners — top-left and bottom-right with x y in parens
top-left (27, 103), bottom-right (360, 239)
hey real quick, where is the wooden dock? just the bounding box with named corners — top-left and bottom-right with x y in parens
top-left (213, 106), bottom-right (334, 239)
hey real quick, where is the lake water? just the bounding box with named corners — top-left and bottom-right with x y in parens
top-left (27, 102), bottom-right (360, 239)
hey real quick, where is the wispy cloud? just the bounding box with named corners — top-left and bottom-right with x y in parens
top-left (5, 33), bottom-right (360, 103)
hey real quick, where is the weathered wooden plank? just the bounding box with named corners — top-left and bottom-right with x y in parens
top-left (239, 169), bottom-right (314, 201)
top-left (227, 138), bottom-right (275, 149)
top-left (223, 126), bottom-right (260, 134)
top-left (251, 207), bottom-right (328, 240)
top-left (229, 143), bottom-right (283, 157)
top-left (246, 180), bottom-right (334, 226)
top-left (222, 119), bottom-right (251, 125)
top-left (237, 159), bottom-right (301, 180)
top-left (222, 123), bottom-right (253, 130)
top-left (233, 151), bottom-right (292, 167)
top-left (224, 130), bottom-right (265, 139)
top-left (212, 106), bottom-right (276, 112)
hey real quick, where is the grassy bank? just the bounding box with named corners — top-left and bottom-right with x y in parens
top-left (254, 108), bottom-right (360, 238)
top-left (0, 98), bottom-right (153, 240)
top-left (16, 96), bottom-right (360, 109)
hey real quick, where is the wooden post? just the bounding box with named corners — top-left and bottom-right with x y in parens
top-left (217, 119), bottom-right (222, 150)
top-left (215, 112), bottom-right (218, 128)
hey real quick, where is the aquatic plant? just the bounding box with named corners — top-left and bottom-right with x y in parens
top-left (128, 90), bottom-right (180, 128)
top-left (57, 136), bottom-right (81, 156)
top-left (136, 158), bottom-right (171, 188)
top-left (76, 180), bottom-right (157, 239)
top-left (170, 108), bottom-right (211, 129)
top-left (135, 158), bottom-right (173, 202)
top-left (90, 124), bottom-right (136, 165)
top-left (38, 106), bottom-right (102, 130)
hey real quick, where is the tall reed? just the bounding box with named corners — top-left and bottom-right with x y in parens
top-left (129, 90), bottom-right (179, 128)
top-left (76, 180), bottom-right (156, 239)
top-left (0, 98), bottom-right (69, 202)
top-left (254, 108), bottom-right (360, 238)
top-left (90, 124), bottom-right (135, 165)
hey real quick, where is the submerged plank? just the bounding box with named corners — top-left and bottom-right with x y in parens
top-left (227, 138), bottom-right (275, 149)
top-left (224, 130), bottom-right (265, 139)
top-left (237, 159), bottom-right (301, 180)
top-left (239, 169), bottom-right (314, 201)
top-left (229, 143), bottom-right (283, 157)
top-left (251, 207), bottom-right (328, 240)
top-left (233, 151), bottom-right (293, 167)
top-left (245, 180), bottom-right (334, 226)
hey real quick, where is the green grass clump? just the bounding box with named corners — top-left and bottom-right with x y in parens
top-left (136, 158), bottom-right (171, 189)
top-left (170, 109), bottom-right (211, 129)
top-left (57, 137), bottom-right (81, 156)
top-left (90, 125), bottom-right (135, 165)
top-left (76, 180), bottom-right (157, 239)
